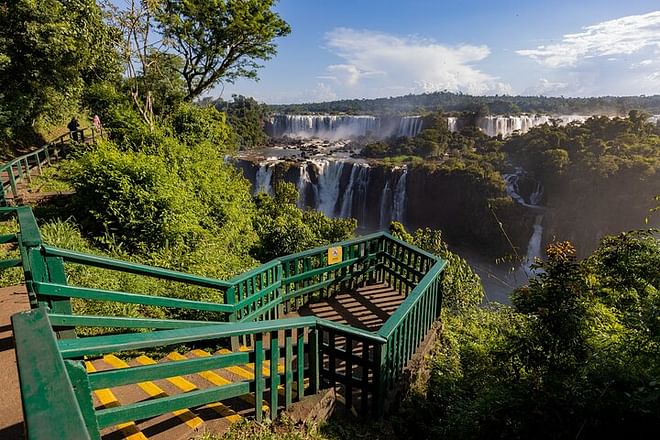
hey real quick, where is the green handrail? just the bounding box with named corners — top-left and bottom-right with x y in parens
top-left (12, 307), bottom-right (94, 440)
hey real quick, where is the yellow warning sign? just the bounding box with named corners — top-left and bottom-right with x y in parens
top-left (328, 246), bottom-right (342, 265)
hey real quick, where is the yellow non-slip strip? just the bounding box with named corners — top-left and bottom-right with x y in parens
top-left (102, 355), bottom-right (203, 430)
top-left (189, 349), bottom-right (268, 411)
top-left (85, 361), bottom-right (147, 440)
top-left (218, 348), bottom-right (289, 398)
top-left (164, 352), bottom-right (241, 423)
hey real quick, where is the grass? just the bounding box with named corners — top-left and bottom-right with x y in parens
top-left (191, 414), bottom-right (397, 440)
top-left (27, 162), bottom-right (73, 193)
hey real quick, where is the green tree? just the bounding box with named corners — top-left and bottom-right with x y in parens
top-left (252, 182), bottom-right (356, 261)
top-left (155, 0), bottom-right (291, 100)
top-left (0, 0), bottom-right (121, 145)
top-left (217, 94), bottom-right (270, 149)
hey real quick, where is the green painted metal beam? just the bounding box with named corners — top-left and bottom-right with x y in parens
top-left (16, 206), bottom-right (42, 247)
top-left (42, 245), bottom-right (233, 289)
top-left (58, 317), bottom-right (318, 358)
top-left (0, 258), bottom-right (21, 269)
top-left (88, 351), bottom-right (250, 389)
top-left (33, 281), bottom-right (235, 313)
top-left (378, 259), bottom-right (447, 339)
top-left (47, 313), bottom-right (227, 329)
top-left (96, 381), bottom-right (250, 428)
top-left (12, 308), bottom-right (92, 440)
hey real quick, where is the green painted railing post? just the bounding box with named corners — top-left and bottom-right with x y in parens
top-left (225, 286), bottom-right (240, 351)
top-left (16, 161), bottom-right (24, 181)
top-left (64, 360), bottom-right (101, 440)
top-left (45, 145), bottom-right (51, 165)
top-left (269, 330), bottom-right (279, 418)
top-left (309, 327), bottom-right (320, 395)
top-left (8, 167), bottom-right (18, 199)
top-left (254, 332), bottom-right (264, 422)
top-left (374, 342), bottom-right (387, 417)
top-left (44, 254), bottom-right (76, 338)
top-left (23, 158), bottom-right (31, 183)
top-left (12, 308), bottom-right (91, 440)
top-left (296, 329), bottom-right (305, 401)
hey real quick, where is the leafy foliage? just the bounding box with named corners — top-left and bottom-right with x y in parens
top-left (0, 0), bottom-right (120, 146)
top-left (154, 0), bottom-right (291, 100)
top-left (398, 232), bottom-right (660, 439)
top-left (252, 182), bottom-right (357, 261)
top-left (213, 94), bottom-right (271, 149)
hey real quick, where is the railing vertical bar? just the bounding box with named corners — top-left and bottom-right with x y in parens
top-left (284, 328), bottom-right (293, 408)
top-left (345, 336), bottom-right (353, 410)
top-left (296, 328), bottom-right (305, 401)
top-left (269, 330), bottom-right (279, 418)
top-left (255, 332), bottom-right (264, 422)
top-left (309, 327), bottom-right (320, 394)
top-left (361, 342), bottom-right (369, 415)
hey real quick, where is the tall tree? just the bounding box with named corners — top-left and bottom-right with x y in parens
top-left (155, 0), bottom-right (290, 101)
top-left (0, 0), bottom-right (120, 145)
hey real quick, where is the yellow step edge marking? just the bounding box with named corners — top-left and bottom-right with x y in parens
top-left (85, 361), bottom-right (147, 440)
top-left (153, 353), bottom-right (242, 424)
top-left (102, 355), bottom-right (203, 430)
top-left (189, 349), bottom-right (268, 412)
top-left (221, 348), bottom-right (285, 377)
top-left (218, 348), bottom-right (289, 397)
top-left (237, 346), bottom-right (310, 395)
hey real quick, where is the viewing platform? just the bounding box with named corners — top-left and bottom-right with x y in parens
top-left (0, 135), bottom-right (446, 440)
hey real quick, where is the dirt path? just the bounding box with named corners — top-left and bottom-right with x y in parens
top-left (0, 285), bottom-right (29, 440)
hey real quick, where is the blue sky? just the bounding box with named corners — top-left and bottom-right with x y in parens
top-left (218, 0), bottom-right (660, 104)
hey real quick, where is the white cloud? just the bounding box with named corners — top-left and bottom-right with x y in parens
top-left (525, 78), bottom-right (570, 96)
top-left (322, 28), bottom-right (511, 96)
top-left (517, 11), bottom-right (660, 67)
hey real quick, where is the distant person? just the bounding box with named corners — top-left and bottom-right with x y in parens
top-left (67, 117), bottom-right (80, 142)
top-left (93, 114), bottom-right (102, 137)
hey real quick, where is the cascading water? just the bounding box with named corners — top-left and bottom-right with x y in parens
top-left (297, 162), bottom-right (318, 209)
top-left (444, 114), bottom-right (591, 137)
top-left (268, 115), bottom-right (380, 139)
top-left (267, 113), bottom-right (594, 140)
top-left (379, 180), bottom-right (393, 229)
top-left (254, 162), bottom-right (274, 195)
top-left (397, 116), bottom-right (424, 137)
top-left (339, 164), bottom-right (371, 219)
top-left (524, 215), bottom-right (544, 276)
top-left (503, 167), bottom-right (545, 274)
top-left (392, 168), bottom-right (408, 223)
top-left (315, 160), bottom-right (345, 217)
top-left (447, 117), bottom-right (458, 133)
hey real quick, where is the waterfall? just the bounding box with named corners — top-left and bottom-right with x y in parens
top-left (254, 162), bottom-right (274, 195)
top-left (447, 117), bottom-right (458, 133)
top-left (524, 215), bottom-right (544, 276)
top-left (340, 163), bottom-right (370, 218)
top-left (503, 168), bottom-right (544, 208)
top-left (379, 180), bottom-right (392, 229)
top-left (297, 163), bottom-right (318, 209)
top-left (268, 115), bottom-right (380, 139)
top-left (315, 160), bottom-right (345, 217)
top-left (504, 167), bottom-right (546, 274)
top-left (475, 115), bottom-right (591, 138)
top-left (397, 116), bottom-right (424, 137)
top-left (392, 168), bottom-right (408, 223)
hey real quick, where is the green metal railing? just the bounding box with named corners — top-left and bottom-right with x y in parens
top-left (1, 127), bottom-right (95, 205)
top-left (3, 147), bottom-right (447, 438)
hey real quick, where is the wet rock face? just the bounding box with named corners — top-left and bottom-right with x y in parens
top-left (235, 157), bottom-right (535, 257)
top-left (405, 167), bottom-right (534, 255)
